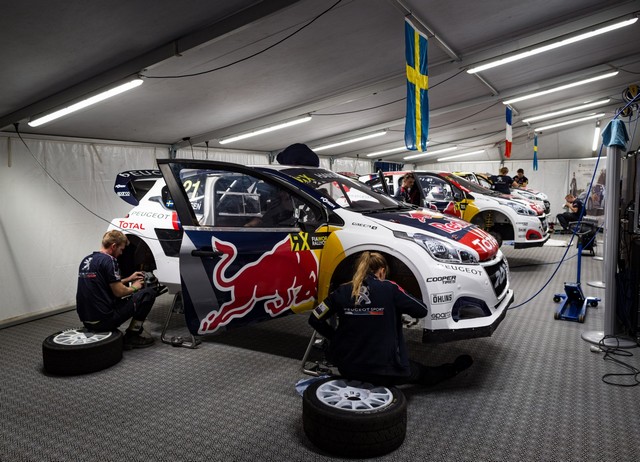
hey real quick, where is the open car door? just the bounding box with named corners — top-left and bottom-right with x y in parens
top-left (158, 159), bottom-right (325, 336)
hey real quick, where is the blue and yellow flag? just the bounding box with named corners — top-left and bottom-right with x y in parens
top-left (404, 18), bottom-right (429, 151)
top-left (533, 134), bottom-right (538, 171)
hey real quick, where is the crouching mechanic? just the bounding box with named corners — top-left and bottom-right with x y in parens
top-left (76, 230), bottom-right (158, 349)
top-left (308, 251), bottom-right (472, 387)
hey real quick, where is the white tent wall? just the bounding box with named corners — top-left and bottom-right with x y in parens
top-left (0, 136), bottom-right (167, 325)
top-left (175, 147), bottom-right (270, 164)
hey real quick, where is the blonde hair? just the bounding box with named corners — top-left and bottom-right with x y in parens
top-left (499, 167), bottom-right (509, 175)
top-left (351, 251), bottom-right (389, 302)
top-left (101, 230), bottom-right (128, 249)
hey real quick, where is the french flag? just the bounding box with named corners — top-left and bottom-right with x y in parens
top-left (505, 106), bottom-right (512, 158)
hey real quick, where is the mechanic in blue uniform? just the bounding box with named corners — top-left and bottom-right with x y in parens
top-left (393, 172), bottom-right (421, 205)
top-left (309, 251), bottom-right (472, 386)
top-left (488, 167), bottom-right (515, 194)
top-left (556, 193), bottom-right (584, 233)
top-left (76, 230), bottom-right (158, 349)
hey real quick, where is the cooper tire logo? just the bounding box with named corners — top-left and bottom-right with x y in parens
top-left (426, 276), bottom-right (456, 284)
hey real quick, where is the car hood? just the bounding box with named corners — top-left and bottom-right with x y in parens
top-left (364, 209), bottom-right (498, 261)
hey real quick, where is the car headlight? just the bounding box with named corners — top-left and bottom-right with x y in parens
top-left (506, 202), bottom-right (537, 216)
top-left (408, 232), bottom-right (478, 264)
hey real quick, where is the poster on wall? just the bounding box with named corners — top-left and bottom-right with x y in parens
top-left (568, 158), bottom-right (606, 217)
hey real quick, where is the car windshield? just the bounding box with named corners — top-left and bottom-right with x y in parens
top-left (280, 167), bottom-right (403, 212)
top-left (442, 173), bottom-right (503, 196)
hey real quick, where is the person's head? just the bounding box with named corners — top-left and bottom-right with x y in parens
top-left (101, 230), bottom-right (128, 258)
top-left (351, 251), bottom-right (389, 301)
top-left (401, 173), bottom-right (415, 188)
top-left (565, 194), bottom-right (575, 202)
top-left (516, 168), bottom-right (524, 177)
top-left (499, 167), bottom-right (509, 175)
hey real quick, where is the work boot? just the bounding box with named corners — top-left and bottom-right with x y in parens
top-left (123, 329), bottom-right (155, 350)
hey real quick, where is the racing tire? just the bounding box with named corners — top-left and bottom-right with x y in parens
top-left (489, 231), bottom-right (503, 248)
top-left (42, 328), bottom-right (123, 375)
top-left (302, 377), bottom-right (407, 458)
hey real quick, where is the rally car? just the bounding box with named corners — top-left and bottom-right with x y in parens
top-left (360, 170), bottom-right (549, 248)
top-left (455, 171), bottom-right (551, 215)
top-left (108, 161), bottom-right (514, 343)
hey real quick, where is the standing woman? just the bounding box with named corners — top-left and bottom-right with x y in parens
top-left (309, 251), bottom-right (472, 386)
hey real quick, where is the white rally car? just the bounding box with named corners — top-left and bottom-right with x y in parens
top-left (361, 170), bottom-right (550, 249)
top-left (108, 161), bottom-right (513, 343)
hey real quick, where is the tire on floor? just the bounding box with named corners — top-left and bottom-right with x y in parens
top-left (302, 377), bottom-right (407, 458)
top-left (42, 328), bottom-right (123, 375)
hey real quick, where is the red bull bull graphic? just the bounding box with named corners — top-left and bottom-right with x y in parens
top-left (199, 235), bottom-right (319, 333)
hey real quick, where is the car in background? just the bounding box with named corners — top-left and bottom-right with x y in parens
top-left (108, 161), bottom-right (514, 343)
top-left (360, 170), bottom-right (549, 248)
top-left (456, 171), bottom-right (551, 215)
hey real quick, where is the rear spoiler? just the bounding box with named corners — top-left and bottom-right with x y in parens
top-left (113, 170), bottom-right (162, 206)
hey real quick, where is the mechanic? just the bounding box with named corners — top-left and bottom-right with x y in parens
top-left (488, 167), bottom-right (514, 194)
top-left (308, 251), bottom-right (472, 387)
top-left (394, 172), bottom-right (421, 205)
top-left (76, 230), bottom-right (158, 349)
top-left (513, 168), bottom-right (529, 188)
top-left (556, 193), bottom-right (584, 233)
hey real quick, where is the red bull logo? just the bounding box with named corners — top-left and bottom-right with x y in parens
top-left (199, 236), bottom-right (318, 332)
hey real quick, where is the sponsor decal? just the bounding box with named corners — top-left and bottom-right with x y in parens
top-left (129, 211), bottom-right (171, 220)
top-left (431, 292), bottom-right (453, 305)
top-left (117, 191), bottom-right (131, 197)
top-left (351, 222), bottom-right (378, 230)
top-left (115, 184), bottom-right (126, 189)
top-left (290, 232), bottom-right (311, 251)
top-left (426, 275), bottom-right (456, 284)
top-left (493, 262), bottom-right (508, 290)
top-left (118, 169), bottom-right (160, 178)
top-left (117, 220), bottom-right (146, 230)
top-left (313, 302), bottom-right (329, 319)
top-left (429, 221), bottom-right (468, 234)
top-left (293, 173), bottom-right (315, 184)
top-left (437, 263), bottom-right (483, 276)
top-left (200, 236), bottom-right (318, 333)
top-left (431, 312), bottom-right (452, 320)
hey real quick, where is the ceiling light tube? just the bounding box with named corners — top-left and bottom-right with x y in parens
top-left (365, 146), bottom-right (410, 157)
top-left (28, 78), bottom-right (144, 127)
top-left (404, 146), bottom-right (457, 161)
top-left (592, 120), bottom-right (601, 151)
top-left (503, 72), bottom-right (618, 105)
top-left (534, 113), bottom-right (605, 132)
top-left (313, 131), bottom-right (387, 152)
top-left (467, 17), bottom-right (637, 74)
top-left (437, 150), bottom-right (486, 162)
top-left (522, 99), bottom-right (610, 123)
top-left (219, 115), bottom-right (312, 144)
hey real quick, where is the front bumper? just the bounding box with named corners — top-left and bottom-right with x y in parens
top-left (514, 233), bottom-right (550, 249)
top-left (421, 289), bottom-right (514, 343)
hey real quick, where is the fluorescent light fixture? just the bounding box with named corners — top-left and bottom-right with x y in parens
top-left (437, 150), bottom-right (486, 162)
top-left (313, 131), bottom-right (386, 152)
top-left (592, 121), bottom-right (601, 151)
top-left (219, 115), bottom-right (312, 144)
top-left (503, 71), bottom-right (619, 105)
top-left (365, 146), bottom-right (409, 157)
top-left (28, 78), bottom-right (144, 127)
top-left (468, 17), bottom-right (637, 74)
top-left (404, 146), bottom-right (457, 161)
top-left (534, 113), bottom-right (605, 132)
top-left (522, 99), bottom-right (610, 123)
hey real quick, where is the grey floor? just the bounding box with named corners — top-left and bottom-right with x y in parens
top-left (1, 234), bottom-right (639, 461)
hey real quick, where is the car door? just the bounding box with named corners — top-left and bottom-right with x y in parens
top-left (158, 160), bottom-right (325, 336)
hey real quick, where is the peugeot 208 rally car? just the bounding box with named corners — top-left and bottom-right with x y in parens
top-left (109, 160), bottom-right (513, 343)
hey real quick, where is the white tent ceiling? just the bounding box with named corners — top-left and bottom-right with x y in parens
top-left (1, 0), bottom-right (639, 163)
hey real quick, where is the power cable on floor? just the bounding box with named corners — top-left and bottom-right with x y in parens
top-left (598, 335), bottom-right (640, 387)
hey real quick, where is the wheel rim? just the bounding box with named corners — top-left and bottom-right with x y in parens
top-left (53, 328), bottom-right (113, 345)
top-left (315, 379), bottom-right (394, 412)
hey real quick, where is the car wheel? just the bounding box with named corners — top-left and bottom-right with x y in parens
top-left (302, 377), bottom-right (407, 458)
top-left (42, 328), bottom-right (123, 375)
top-left (489, 231), bottom-right (503, 247)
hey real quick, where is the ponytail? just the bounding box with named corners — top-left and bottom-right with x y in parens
top-left (351, 251), bottom-right (389, 303)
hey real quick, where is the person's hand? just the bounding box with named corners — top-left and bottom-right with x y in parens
top-left (131, 280), bottom-right (144, 291)
top-left (125, 271), bottom-right (144, 284)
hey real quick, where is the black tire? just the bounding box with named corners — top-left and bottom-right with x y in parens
top-left (489, 231), bottom-right (503, 247)
top-left (42, 328), bottom-right (123, 375)
top-left (302, 377), bottom-right (407, 458)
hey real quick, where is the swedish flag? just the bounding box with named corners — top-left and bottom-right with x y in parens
top-left (404, 18), bottom-right (429, 152)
